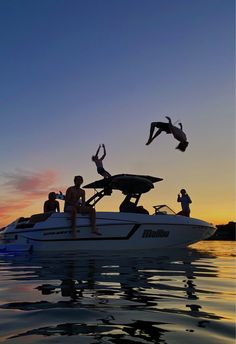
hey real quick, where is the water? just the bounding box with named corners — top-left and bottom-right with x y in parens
top-left (0, 241), bottom-right (235, 344)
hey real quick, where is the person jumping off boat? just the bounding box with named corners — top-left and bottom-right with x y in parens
top-left (146, 116), bottom-right (189, 152)
top-left (92, 144), bottom-right (111, 178)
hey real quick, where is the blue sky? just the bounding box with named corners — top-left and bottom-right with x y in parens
top-left (0, 0), bottom-right (235, 225)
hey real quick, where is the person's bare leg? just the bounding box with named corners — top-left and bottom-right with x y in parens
top-left (71, 207), bottom-right (77, 239)
top-left (146, 123), bottom-right (164, 145)
top-left (103, 170), bottom-right (111, 178)
top-left (90, 207), bottom-right (101, 235)
top-left (80, 206), bottom-right (101, 235)
top-left (146, 122), bottom-right (158, 145)
top-left (90, 208), bottom-right (96, 233)
top-left (149, 128), bottom-right (163, 142)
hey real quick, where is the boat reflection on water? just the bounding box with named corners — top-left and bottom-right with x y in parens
top-left (1, 245), bottom-right (234, 344)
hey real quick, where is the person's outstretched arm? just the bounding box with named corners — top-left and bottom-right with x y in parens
top-left (95, 145), bottom-right (101, 158)
top-left (165, 116), bottom-right (172, 125)
top-left (100, 144), bottom-right (106, 160)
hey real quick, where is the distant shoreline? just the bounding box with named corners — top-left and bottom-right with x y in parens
top-left (207, 221), bottom-right (235, 240)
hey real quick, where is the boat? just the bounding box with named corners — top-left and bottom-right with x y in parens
top-left (0, 173), bottom-right (216, 252)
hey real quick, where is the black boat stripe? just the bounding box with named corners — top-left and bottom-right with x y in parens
top-left (21, 224), bottom-right (141, 242)
top-left (7, 222), bottom-right (138, 235)
top-left (16, 216), bottom-right (139, 229)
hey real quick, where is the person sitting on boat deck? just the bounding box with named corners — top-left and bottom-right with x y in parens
top-left (64, 175), bottom-right (101, 238)
top-left (44, 192), bottom-right (60, 213)
top-left (177, 189), bottom-right (192, 217)
top-left (119, 195), bottom-right (149, 214)
top-left (146, 116), bottom-right (189, 152)
top-left (92, 144), bottom-right (111, 178)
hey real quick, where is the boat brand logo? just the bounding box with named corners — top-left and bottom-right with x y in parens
top-left (142, 229), bottom-right (169, 238)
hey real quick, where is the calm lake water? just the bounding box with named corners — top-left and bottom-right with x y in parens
top-left (0, 241), bottom-right (235, 344)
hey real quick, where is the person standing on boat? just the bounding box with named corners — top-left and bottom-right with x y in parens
top-left (64, 175), bottom-right (100, 238)
top-left (146, 116), bottom-right (189, 152)
top-left (92, 144), bottom-right (111, 178)
top-left (177, 189), bottom-right (192, 217)
top-left (44, 192), bottom-right (60, 213)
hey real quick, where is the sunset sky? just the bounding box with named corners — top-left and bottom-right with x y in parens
top-left (0, 0), bottom-right (235, 226)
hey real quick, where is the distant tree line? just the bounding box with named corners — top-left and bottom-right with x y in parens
top-left (207, 222), bottom-right (235, 240)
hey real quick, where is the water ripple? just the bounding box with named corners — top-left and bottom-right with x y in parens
top-left (0, 242), bottom-right (235, 343)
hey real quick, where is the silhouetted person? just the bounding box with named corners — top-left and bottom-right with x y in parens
top-left (146, 116), bottom-right (189, 152)
top-left (44, 192), bottom-right (60, 213)
top-left (64, 175), bottom-right (100, 238)
top-left (92, 144), bottom-right (111, 178)
top-left (119, 195), bottom-right (149, 214)
top-left (177, 189), bottom-right (192, 217)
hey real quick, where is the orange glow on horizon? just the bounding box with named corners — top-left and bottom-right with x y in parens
top-left (0, 195), bottom-right (234, 228)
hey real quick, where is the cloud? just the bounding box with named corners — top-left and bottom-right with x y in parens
top-left (0, 200), bottom-right (31, 219)
top-left (2, 169), bottom-right (57, 197)
top-left (0, 169), bottom-right (59, 226)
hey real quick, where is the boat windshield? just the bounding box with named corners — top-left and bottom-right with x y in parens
top-left (153, 205), bottom-right (176, 215)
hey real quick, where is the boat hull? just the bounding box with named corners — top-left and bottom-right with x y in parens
top-left (0, 212), bottom-right (216, 252)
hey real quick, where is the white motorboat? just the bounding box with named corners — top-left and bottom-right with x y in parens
top-left (0, 174), bottom-right (216, 252)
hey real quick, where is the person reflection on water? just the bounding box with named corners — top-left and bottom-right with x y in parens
top-left (64, 175), bottom-right (101, 238)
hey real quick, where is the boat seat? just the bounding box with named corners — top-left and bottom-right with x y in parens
top-left (119, 202), bottom-right (149, 214)
top-left (29, 213), bottom-right (52, 223)
top-left (18, 217), bottom-right (31, 223)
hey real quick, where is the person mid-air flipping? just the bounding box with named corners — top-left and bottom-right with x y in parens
top-left (92, 144), bottom-right (111, 178)
top-left (145, 116), bottom-right (189, 152)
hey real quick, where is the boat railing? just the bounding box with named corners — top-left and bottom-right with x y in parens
top-left (153, 205), bottom-right (177, 216)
